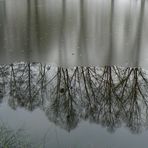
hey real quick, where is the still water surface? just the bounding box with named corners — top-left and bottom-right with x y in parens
top-left (1, 0), bottom-right (148, 147)
top-left (0, 63), bottom-right (148, 147)
top-left (0, 0), bottom-right (148, 67)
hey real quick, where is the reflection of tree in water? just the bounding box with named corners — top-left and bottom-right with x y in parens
top-left (0, 65), bottom-right (9, 103)
top-left (81, 66), bottom-right (123, 132)
top-left (46, 67), bottom-right (82, 131)
top-left (0, 63), bottom-right (51, 111)
top-left (1, 63), bottom-right (148, 133)
top-left (118, 67), bottom-right (148, 133)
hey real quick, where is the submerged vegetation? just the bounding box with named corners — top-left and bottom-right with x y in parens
top-left (0, 122), bottom-right (33, 148)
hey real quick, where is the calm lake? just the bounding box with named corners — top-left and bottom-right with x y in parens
top-left (0, 0), bottom-right (148, 147)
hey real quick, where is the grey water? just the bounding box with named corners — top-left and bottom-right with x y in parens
top-left (0, 63), bottom-right (148, 148)
top-left (1, 0), bottom-right (148, 148)
top-left (0, 0), bottom-right (148, 67)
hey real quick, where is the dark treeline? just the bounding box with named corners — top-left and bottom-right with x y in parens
top-left (0, 63), bottom-right (148, 133)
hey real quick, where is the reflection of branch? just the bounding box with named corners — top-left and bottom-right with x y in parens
top-left (45, 66), bottom-right (148, 132)
top-left (115, 67), bottom-right (148, 133)
top-left (7, 63), bottom-right (51, 111)
top-left (1, 63), bottom-right (148, 133)
top-left (0, 65), bottom-right (9, 103)
top-left (48, 67), bottom-right (79, 131)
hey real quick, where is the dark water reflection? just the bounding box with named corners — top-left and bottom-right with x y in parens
top-left (0, 0), bottom-right (148, 67)
top-left (1, 0), bottom-right (148, 147)
top-left (1, 63), bottom-right (148, 147)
